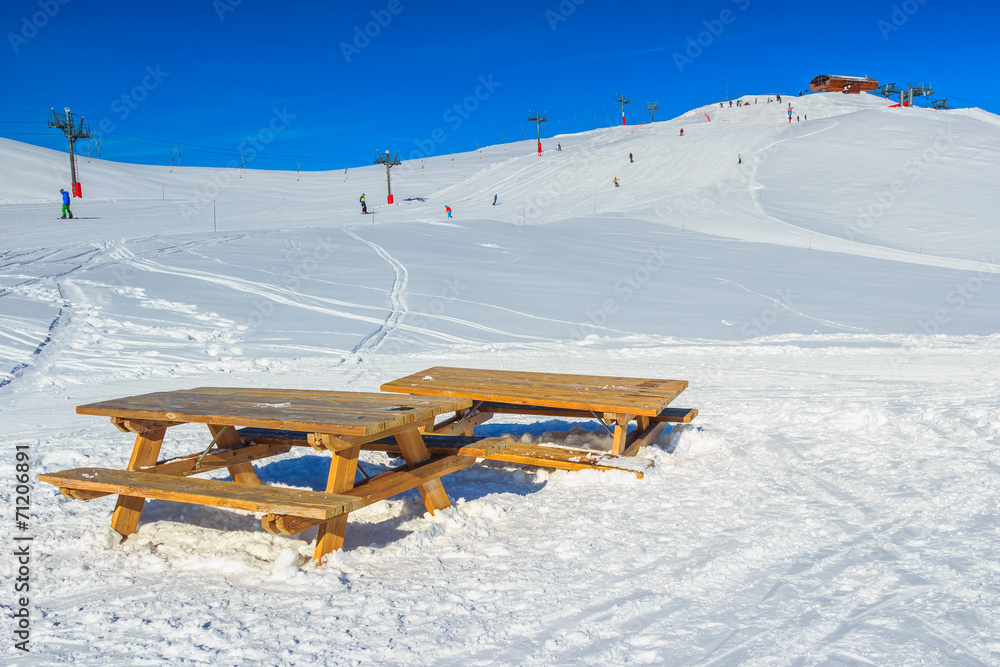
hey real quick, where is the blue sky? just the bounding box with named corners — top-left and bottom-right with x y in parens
top-left (2, 0), bottom-right (997, 170)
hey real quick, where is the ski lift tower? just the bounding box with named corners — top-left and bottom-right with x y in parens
top-left (903, 82), bottom-right (933, 107)
top-left (47, 106), bottom-right (92, 198)
top-left (877, 82), bottom-right (900, 99)
top-left (929, 98), bottom-right (951, 110)
top-left (374, 150), bottom-right (401, 204)
top-left (528, 111), bottom-right (547, 156)
top-left (615, 94), bottom-right (630, 125)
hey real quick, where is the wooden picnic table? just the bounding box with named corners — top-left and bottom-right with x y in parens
top-left (38, 387), bottom-right (510, 563)
top-left (381, 367), bottom-right (698, 471)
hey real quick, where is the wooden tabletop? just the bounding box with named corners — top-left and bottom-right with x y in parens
top-left (380, 367), bottom-right (688, 417)
top-left (77, 387), bottom-right (472, 436)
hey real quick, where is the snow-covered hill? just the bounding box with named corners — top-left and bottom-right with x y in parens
top-left (2, 93), bottom-right (999, 665)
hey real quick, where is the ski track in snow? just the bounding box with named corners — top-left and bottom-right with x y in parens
top-left (0, 294), bottom-right (68, 389)
top-left (717, 277), bottom-right (873, 334)
top-left (345, 227), bottom-right (409, 360)
top-left (0, 245), bottom-right (104, 388)
top-left (106, 239), bottom-right (392, 329)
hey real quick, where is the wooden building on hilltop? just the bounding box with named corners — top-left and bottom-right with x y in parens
top-left (809, 75), bottom-right (879, 94)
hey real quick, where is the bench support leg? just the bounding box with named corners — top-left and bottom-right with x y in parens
top-left (209, 423), bottom-right (261, 485)
top-left (313, 443), bottom-right (361, 564)
top-left (111, 426), bottom-right (167, 538)
top-left (395, 428), bottom-right (451, 514)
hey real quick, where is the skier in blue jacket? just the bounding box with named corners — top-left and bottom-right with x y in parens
top-left (60, 189), bottom-right (73, 219)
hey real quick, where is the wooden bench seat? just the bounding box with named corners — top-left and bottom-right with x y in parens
top-left (648, 407), bottom-right (698, 423)
top-left (51, 440), bottom-right (297, 502)
top-left (37, 468), bottom-right (364, 520)
top-left (485, 443), bottom-right (654, 477)
top-left (474, 402), bottom-right (697, 423)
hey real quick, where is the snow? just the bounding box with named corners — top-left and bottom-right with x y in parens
top-left (2, 92), bottom-right (1000, 665)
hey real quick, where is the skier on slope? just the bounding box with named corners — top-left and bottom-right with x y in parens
top-left (493, 194), bottom-right (498, 206)
top-left (738, 154), bottom-right (742, 164)
top-left (60, 189), bottom-right (73, 219)
top-left (359, 193), bottom-right (367, 214)
top-left (446, 205), bottom-right (452, 218)
top-left (679, 128), bottom-right (684, 136)
top-left (629, 152), bottom-right (633, 163)
top-left (613, 177), bottom-right (620, 188)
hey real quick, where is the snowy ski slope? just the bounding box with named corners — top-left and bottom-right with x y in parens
top-left (1, 92), bottom-right (999, 665)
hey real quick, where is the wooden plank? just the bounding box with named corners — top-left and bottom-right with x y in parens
top-left (262, 513), bottom-right (314, 536)
top-left (110, 425), bottom-right (166, 537)
top-left (385, 366), bottom-right (688, 397)
top-left (264, 455), bottom-right (478, 536)
top-left (112, 418), bottom-right (183, 434)
top-left (608, 413), bottom-right (635, 456)
top-left (148, 442), bottom-right (291, 477)
top-left (394, 428), bottom-right (450, 514)
top-left (367, 435), bottom-right (513, 458)
top-left (61, 442), bottom-right (293, 501)
top-left (482, 444), bottom-right (652, 478)
top-left (239, 417), bottom-right (438, 450)
top-left (477, 403), bottom-right (597, 418)
top-left (383, 365), bottom-right (687, 396)
top-left (622, 421), bottom-right (668, 458)
top-left (649, 407), bottom-right (698, 423)
top-left (450, 403), bottom-right (698, 424)
top-left (313, 443), bottom-right (361, 563)
top-left (421, 409), bottom-right (493, 436)
top-left (78, 388), bottom-right (472, 437)
top-left (236, 428), bottom-right (513, 459)
top-left (38, 468), bottom-right (364, 519)
top-left (209, 423), bottom-right (261, 486)
top-left (237, 428), bottom-right (311, 448)
top-left (635, 415), bottom-right (651, 432)
top-left (352, 456), bottom-right (475, 505)
top-left (307, 432), bottom-right (360, 452)
top-left (60, 488), bottom-right (108, 501)
top-left (381, 366), bottom-right (687, 416)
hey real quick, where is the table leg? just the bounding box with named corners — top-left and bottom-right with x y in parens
top-left (110, 426), bottom-right (167, 537)
top-left (394, 428), bottom-right (451, 514)
top-left (313, 443), bottom-right (361, 563)
top-left (609, 414), bottom-right (636, 455)
top-left (621, 415), bottom-right (668, 457)
top-left (208, 423), bottom-right (261, 485)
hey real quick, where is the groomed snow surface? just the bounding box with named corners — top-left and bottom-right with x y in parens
top-left (2, 92), bottom-right (999, 665)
